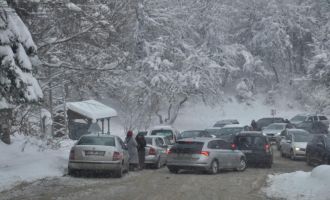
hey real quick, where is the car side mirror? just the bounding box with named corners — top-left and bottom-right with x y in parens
top-left (287, 140), bottom-right (292, 144)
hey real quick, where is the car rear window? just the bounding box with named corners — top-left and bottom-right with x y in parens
top-left (171, 141), bottom-right (204, 154)
top-left (180, 131), bottom-right (201, 138)
top-left (293, 133), bottom-right (312, 142)
top-left (77, 136), bottom-right (115, 146)
top-left (145, 137), bottom-right (153, 145)
top-left (236, 136), bottom-right (267, 150)
top-left (319, 116), bottom-right (328, 120)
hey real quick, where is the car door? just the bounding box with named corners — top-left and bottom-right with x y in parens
top-left (208, 140), bottom-right (228, 169)
top-left (155, 137), bottom-right (167, 164)
top-left (218, 140), bottom-right (240, 168)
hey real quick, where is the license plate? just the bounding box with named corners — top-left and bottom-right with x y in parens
top-left (85, 151), bottom-right (105, 156)
top-left (241, 150), bottom-right (252, 153)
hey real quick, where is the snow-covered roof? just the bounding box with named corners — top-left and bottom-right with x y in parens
top-left (65, 100), bottom-right (117, 122)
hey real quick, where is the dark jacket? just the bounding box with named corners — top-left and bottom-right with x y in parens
top-left (136, 135), bottom-right (147, 152)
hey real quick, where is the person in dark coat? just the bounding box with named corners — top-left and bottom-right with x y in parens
top-left (136, 133), bottom-right (147, 170)
top-left (125, 130), bottom-right (139, 171)
top-left (251, 120), bottom-right (257, 131)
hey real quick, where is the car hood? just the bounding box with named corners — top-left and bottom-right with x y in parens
top-left (293, 142), bottom-right (307, 148)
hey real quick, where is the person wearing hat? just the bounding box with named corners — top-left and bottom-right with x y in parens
top-left (125, 130), bottom-right (139, 171)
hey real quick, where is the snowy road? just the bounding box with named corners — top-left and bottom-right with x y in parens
top-left (0, 147), bottom-right (312, 200)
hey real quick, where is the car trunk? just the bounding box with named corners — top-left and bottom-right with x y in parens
top-left (73, 145), bottom-right (117, 162)
top-left (169, 141), bottom-right (204, 162)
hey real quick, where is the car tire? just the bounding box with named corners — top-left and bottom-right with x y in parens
top-left (236, 158), bottom-right (247, 172)
top-left (113, 166), bottom-right (123, 178)
top-left (290, 150), bottom-right (296, 160)
top-left (168, 166), bottom-right (179, 174)
top-left (306, 153), bottom-right (312, 166)
top-left (208, 160), bottom-right (219, 174)
top-left (68, 167), bottom-right (77, 176)
top-left (154, 158), bottom-right (161, 169)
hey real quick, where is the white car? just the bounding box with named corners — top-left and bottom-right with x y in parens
top-left (280, 129), bottom-right (312, 160)
top-left (290, 114), bottom-right (329, 128)
top-left (147, 125), bottom-right (180, 144)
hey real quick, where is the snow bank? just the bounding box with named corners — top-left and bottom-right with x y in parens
top-left (264, 165), bottom-right (330, 200)
top-left (0, 135), bottom-right (75, 192)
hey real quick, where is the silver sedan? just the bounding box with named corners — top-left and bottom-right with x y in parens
top-left (68, 134), bottom-right (129, 178)
top-left (145, 136), bottom-right (170, 168)
top-left (167, 138), bottom-right (246, 174)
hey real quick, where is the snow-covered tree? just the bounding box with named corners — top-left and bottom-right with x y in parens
top-left (0, 2), bottom-right (42, 144)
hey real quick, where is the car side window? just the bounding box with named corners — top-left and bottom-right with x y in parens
top-left (280, 131), bottom-right (287, 136)
top-left (117, 137), bottom-right (126, 149)
top-left (208, 141), bottom-right (218, 149)
top-left (155, 138), bottom-right (163, 146)
top-left (307, 117), bottom-right (313, 122)
top-left (319, 116), bottom-right (327, 120)
top-left (217, 140), bottom-right (231, 149)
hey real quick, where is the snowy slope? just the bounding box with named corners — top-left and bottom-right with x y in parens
top-left (263, 165), bottom-right (330, 200)
top-left (0, 135), bottom-right (74, 192)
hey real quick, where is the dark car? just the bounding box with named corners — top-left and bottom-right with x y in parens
top-left (233, 131), bottom-right (273, 168)
top-left (213, 119), bottom-right (239, 127)
top-left (178, 130), bottom-right (213, 139)
top-left (295, 121), bottom-right (328, 134)
top-left (256, 117), bottom-right (285, 131)
top-left (306, 134), bottom-right (330, 165)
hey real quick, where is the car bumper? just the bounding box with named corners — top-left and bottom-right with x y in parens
top-left (145, 155), bottom-right (158, 164)
top-left (293, 149), bottom-right (306, 157)
top-left (68, 160), bottom-right (122, 171)
top-left (245, 154), bottom-right (272, 164)
top-left (166, 160), bottom-right (210, 170)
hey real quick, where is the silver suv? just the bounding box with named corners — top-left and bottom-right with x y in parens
top-left (167, 138), bottom-right (246, 174)
top-left (290, 114), bottom-right (329, 128)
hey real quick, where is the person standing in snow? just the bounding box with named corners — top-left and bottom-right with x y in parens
top-left (251, 120), bottom-right (257, 131)
top-left (125, 130), bottom-right (139, 171)
top-left (136, 133), bottom-right (147, 170)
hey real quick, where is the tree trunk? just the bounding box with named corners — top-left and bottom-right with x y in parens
top-left (169, 97), bottom-right (188, 125)
top-left (0, 109), bottom-right (12, 144)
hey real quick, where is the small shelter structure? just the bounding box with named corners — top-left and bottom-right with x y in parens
top-left (54, 100), bottom-right (117, 140)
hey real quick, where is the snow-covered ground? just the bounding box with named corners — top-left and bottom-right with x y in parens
top-left (0, 135), bottom-right (75, 192)
top-left (264, 165), bottom-right (330, 200)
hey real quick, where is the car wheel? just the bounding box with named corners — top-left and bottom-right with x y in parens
top-left (209, 160), bottom-right (219, 174)
top-left (290, 150), bottom-right (296, 160)
top-left (236, 158), bottom-right (247, 172)
top-left (168, 166), bottom-right (179, 174)
top-left (68, 167), bottom-right (77, 176)
top-left (154, 158), bottom-right (161, 169)
top-left (306, 153), bottom-right (312, 166)
top-left (113, 166), bottom-right (123, 178)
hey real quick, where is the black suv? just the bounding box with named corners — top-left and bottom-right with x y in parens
top-left (306, 134), bottom-right (330, 165)
top-left (232, 131), bottom-right (273, 168)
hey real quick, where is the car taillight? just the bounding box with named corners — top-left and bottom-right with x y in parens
top-left (113, 151), bottom-right (122, 161)
top-left (264, 144), bottom-right (270, 153)
top-left (231, 143), bottom-right (237, 150)
top-left (166, 149), bottom-right (171, 154)
top-left (200, 151), bottom-right (209, 156)
top-left (149, 147), bottom-right (156, 155)
top-left (69, 149), bottom-right (75, 160)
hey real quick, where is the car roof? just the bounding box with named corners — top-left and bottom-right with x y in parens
top-left (181, 130), bottom-right (204, 132)
top-left (294, 113), bottom-right (327, 117)
top-left (287, 129), bottom-right (309, 133)
top-left (237, 131), bottom-right (263, 136)
top-left (223, 124), bottom-right (246, 128)
top-left (83, 133), bottom-right (116, 138)
top-left (145, 135), bottom-right (167, 139)
top-left (205, 127), bottom-right (223, 130)
top-left (177, 137), bottom-right (218, 142)
top-left (215, 119), bottom-right (239, 123)
top-left (149, 125), bottom-right (175, 130)
top-left (257, 117), bottom-right (284, 120)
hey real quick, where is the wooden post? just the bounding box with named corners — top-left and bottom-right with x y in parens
top-left (107, 118), bottom-right (110, 134)
top-left (101, 119), bottom-right (104, 134)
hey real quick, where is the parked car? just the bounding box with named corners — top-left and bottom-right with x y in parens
top-left (167, 138), bottom-right (247, 174)
top-left (213, 119), bottom-right (239, 127)
top-left (178, 130), bottom-right (214, 139)
top-left (147, 125), bottom-right (180, 144)
top-left (68, 134), bottom-right (129, 178)
top-left (295, 121), bottom-right (328, 134)
top-left (290, 114), bottom-right (329, 128)
top-left (306, 134), bottom-right (330, 165)
top-left (233, 131), bottom-right (273, 168)
top-left (256, 117), bottom-right (285, 131)
top-left (280, 129), bottom-right (312, 160)
top-left (209, 124), bottom-right (249, 141)
top-left (144, 136), bottom-right (170, 168)
top-left (262, 123), bottom-right (294, 145)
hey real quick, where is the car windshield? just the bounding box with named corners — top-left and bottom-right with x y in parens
top-left (151, 130), bottom-right (173, 138)
top-left (265, 124), bottom-right (285, 130)
top-left (214, 127), bottom-right (243, 137)
top-left (180, 130), bottom-right (202, 138)
top-left (292, 132), bottom-right (312, 142)
top-left (290, 115), bottom-right (306, 122)
top-left (145, 137), bottom-right (153, 145)
top-left (77, 136), bottom-right (115, 146)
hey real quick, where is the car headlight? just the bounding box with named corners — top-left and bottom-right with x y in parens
top-left (295, 147), bottom-right (300, 151)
